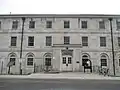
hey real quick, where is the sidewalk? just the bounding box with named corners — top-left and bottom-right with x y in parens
top-left (0, 72), bottom-right (120, 80)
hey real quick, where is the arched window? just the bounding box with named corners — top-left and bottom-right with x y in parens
top-left (82, 55), bottom-right (89, 66)
top-left (27, 54), bottom-right (34, 66)
top-left (44, 53), bottom-right (52, 66)
top-left (101, 55), bottom-right (107, 66)
top-left (10, 54), bottom-right (16, 65)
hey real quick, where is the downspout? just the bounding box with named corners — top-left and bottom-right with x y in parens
top-left (109, 18), bottom-right (116, 76)
top-left (20, 17), bottom-right (25, 75)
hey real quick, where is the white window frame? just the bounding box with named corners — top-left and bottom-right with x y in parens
top-left (101, 55), bottom-right (107, 66)
top-left (100, 37), bottom-right (106, 47)
top-left (81, 21), bottom-right (87, 29)
top-left (28, 36), bottom-right (34, 46)
top-left (11, 36), bottom-right (17, 46)
top-left (116, 20), bottom-right (120, 30)
top-left (64, 21), bottom-right (70, 28)
top-left (10, 54), bottom-right (16, 66)
top-left (99, 21), bottom-right (105, 29)
top-left (64, 36), bottom-right (70, 44)
top-left (12, 20), bottom-right (18, 30)
top-left (46, 36), bottom-right (52, 46)
top-left (46, 21), bottom-right (52, 28)
top-left (0, 21), bottom-right (1, 29)
top-left (27, 55), bottom-right (34, 66)
top-left (119, 58), bottom-right (120, 66)
top-left (118, 37), bottom-right (120, 47)
top-left (29, 21), bottom-right (35, 29)
top-left (82, 36), bottom-right (88, 46)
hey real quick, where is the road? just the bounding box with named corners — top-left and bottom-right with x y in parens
top-left (0, 78), bottom-right (120, 90)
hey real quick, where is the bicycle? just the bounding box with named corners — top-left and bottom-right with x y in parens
top-left (98, 67), bottom-right (109, 76)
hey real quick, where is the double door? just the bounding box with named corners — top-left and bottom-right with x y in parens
top-left (62, 55), bottom-right (72, 71)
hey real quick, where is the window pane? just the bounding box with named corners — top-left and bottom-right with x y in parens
top-left (62, 57), bottom-right (66, 64)
top-left (82, 37), bottom-right (88, 46)
top-left (101, 59), bottom-right (107, 66)
top-left (29, 21), bottom-right (35, 28)
top-left (28, 36), bottom-right (34, 46)
top-left (11, 37), bottom-right (17, 46)
top-left (101, 55), bottom-right (106, 59)
top-left (10, 58), bottom-right (15, 65)
top-left (99, 21), bottom-right (105, 29)
top-left (82, 55), bottom-right (88, 59)
top-left (27, 58), bottom-right (33, 65)
top-left (45, 58), bottom-right (51, 66)
top-left (68, 57), bottom-right (72, 64)
top-left (118, 37), bottom-right (120, 47)
top-left (81, 21), bottom-right (87, 29)
top-left (119, 59), bottom-right (120, 66)
top-left (64, 36), bottom-right (70, 44)
top-left (82, 55), bottom-right (89, 66)
top-left (46, 36), bottom-right (52, 46)
top-left (0, 21), bottom-right (1, 29)
top-left (82, 59), bottom-right (88, 66)
top-left (46, 21), bottom-right (52, 28)
top-left (100, 37), bottom-right (106, 47)
top-left (12, 21), bottom-right (18, 29)
top-left (10, 54), bottom-right (15, 57)
top-left (117, 21), bottom-right (120, 29)
top-left (45, 54), bottom-right (51, 58)
top-left (28, 55), bottom-right (33, 57)
top-left (64, 21), bottom-right (70, 28)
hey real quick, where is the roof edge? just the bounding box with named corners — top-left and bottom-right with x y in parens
top-left (0, 14), bottom-right (120, 18)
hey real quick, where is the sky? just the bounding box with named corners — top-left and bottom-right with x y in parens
top-left (0, 0), bottom-right (120, 14)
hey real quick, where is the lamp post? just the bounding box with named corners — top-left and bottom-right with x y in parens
top-left (20, 17), bottom-right (25, 75)
top-left (109, 18), bottom-right (116, 76)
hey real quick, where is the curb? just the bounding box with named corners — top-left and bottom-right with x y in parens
top-left (0, 76), bottom-right (120, 80)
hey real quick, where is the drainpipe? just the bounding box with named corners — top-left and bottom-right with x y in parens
top-left (20, 17), bottom-right (25, 75)
top-left (109, 18), bottom-right (116, 76)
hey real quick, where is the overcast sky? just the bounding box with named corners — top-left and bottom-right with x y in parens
top-left (0, 0), bottom-right (120, 14)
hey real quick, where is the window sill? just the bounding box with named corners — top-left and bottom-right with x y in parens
top-left (46, 27), bottom-right (52, 29)
top-left (81, 28), bottom-right (87, 29)
top-left (12, 28), bottom-right (18, 30)
top-left (116, 29), bottom-right (120, 31)
top-left (64, 43), bottom-right (70, 45)
top-left (101, 66), bottom-right (107, 68)
top-left (27, 46), bottom-right (35, 48)
top-left (26, 65), bottom-right (34, 68)
top-left (9, 46), bottom-right (17, 48)
top-left (100, 46), bottom-right (106, 47)
top-left (64, 28), bottom-right (70, 29)
top-left (46, 46), bottom-right (52, 47)
top-left (10, 65), bottom-right (16, 67)
top-left (28, 28), bottom-right (35, 30)
top-left (99, 29), bottom-right (106, 30)
top-left (82, 46), bottom-right (88, 47)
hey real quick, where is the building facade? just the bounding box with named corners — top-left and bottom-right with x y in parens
top-left (0, 14), bottom-right (120, 75)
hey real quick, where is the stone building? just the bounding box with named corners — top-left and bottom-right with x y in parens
top-left (0, 14), bottom-right (120, 75)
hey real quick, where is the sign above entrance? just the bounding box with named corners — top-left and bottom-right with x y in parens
top-left (61, 50), bottom-right (73, 56)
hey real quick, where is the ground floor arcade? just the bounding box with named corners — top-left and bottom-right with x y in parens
top-left (0, 48), bottom-right (120, 76)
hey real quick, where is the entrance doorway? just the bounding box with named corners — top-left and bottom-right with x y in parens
top-left (45, 58), bottom-right (51, 66)
top-left (82, 54), bottom-right (92, 72)
top-left (44, 53), bottom-right (52, 72)
top-left (62, 55), bottom-right (72, 71)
